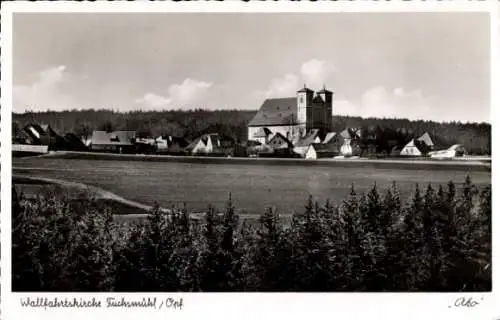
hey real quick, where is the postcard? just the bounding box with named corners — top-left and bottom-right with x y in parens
top-left (1, 1), bottom-right (499, 320)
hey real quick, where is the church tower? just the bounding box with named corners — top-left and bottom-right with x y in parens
top-left (296, 85), bottom-right (314, 125)
top-left (317, 85), bottom-right (333, 133)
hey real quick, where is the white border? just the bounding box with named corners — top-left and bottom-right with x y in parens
top-left (1, 2), bottom-right (499, 320)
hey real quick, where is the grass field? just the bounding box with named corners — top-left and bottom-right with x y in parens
top-left (13, 155), bottom-right (491, 216)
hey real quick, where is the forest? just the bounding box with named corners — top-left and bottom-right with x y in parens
top-left (12, 176), bottom-right (491, 292)
top-left (13, 109), bottom-right (491, 154)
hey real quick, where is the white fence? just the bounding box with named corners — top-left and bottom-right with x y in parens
top-left (12, 144), bottom-right (49, 154)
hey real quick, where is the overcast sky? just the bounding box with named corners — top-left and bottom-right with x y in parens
top-left (13, 12), bottom-right (491, 123)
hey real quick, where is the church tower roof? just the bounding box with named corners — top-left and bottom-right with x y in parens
top-left (317, 85), bottom-right (333, 94)
top-left (297, 84), bottom-right (313, 93)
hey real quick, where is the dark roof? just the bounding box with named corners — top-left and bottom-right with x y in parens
top-left (322, 132), bottom-right (337, 144)
top-left (64, 133), bottom-right (88, 150)
top-left (268, 132), bottom-right (293, 149)
top-left (248, 98), bottom-right (297, 126)
top-left (311, 143), bottom-right (340, 157)
top-left (25, 124), bottom-right (47, 137)
top-left (91, 130), bottom-right (136, 146)
top-left (317, 87), bottom-right (333, 94)
top-left (297, 86), bottom-right (313, 93)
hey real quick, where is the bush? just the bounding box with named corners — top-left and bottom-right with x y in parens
top-left (12, 176), bottom-right (491, 291)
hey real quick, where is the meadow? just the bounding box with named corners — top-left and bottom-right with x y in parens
top-left (13, 157), bottom-right (491, 216)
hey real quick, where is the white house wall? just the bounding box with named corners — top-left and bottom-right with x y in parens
top-left (192, 139), bottom-right (213, 154)
top-left (430, 150), bottom-right (455, 158)
top-left (293, 146), bottom-right (309, 157)
top-left (400, 147), bottom-right (422, 156)
top-left (305, 146), bottom-right (317, 159)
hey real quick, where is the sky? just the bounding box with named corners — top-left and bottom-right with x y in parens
top-left (12, 12), bottom-right (491, 123)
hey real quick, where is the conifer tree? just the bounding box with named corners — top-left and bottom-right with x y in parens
top-left (380, 181), bottom-right (402, 290)
top-left (340, 184), bottom-right (365, 290)
top-left (398, 184), bottom-right (429, 290)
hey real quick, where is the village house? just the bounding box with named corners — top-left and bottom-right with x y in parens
top-left (248, 85), bottom-right (333, 144)
top-left (337, 128), bottom-right (362, 157)
top-left (400, 139), bottom-right (424, 157)
top-left (428, 144), bottom-right (466, 159)
top-left (13, 128), bottom-right (36, 145)
top-left (416, 132), bottom-right (434, 152)
top-left (297, 143), bottom-right (338, 160)
top-left (320, 128), bottom-right (361, 157)
top-left (360, 125), bottom-right (383, 157)
top-left (398, 132), bottom-right (435, 157)
top-left (293, 129), bottom-right (322, 157)
top-left (90, 130), bottom-right (137, 153)
top-left (24, 123), bottom-right (66, 150)
top-left (185, 133), bottom-right (235, 156)
top-left (258, 132), bottom-right (297, 158)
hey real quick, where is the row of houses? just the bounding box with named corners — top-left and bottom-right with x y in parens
top-left (13, 122), bottom-right (466, 159)
top-left (247, 127), bottom-right (466, 159)
top-left (13, 123), bottom-right (88, 154)
top-left (89, 131), bottom-right (241, 156)
top-left (13, 124), bottom-right (244, 157)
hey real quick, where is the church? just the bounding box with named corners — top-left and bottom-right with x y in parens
top-left (248, 85), bottom-right (333, 144)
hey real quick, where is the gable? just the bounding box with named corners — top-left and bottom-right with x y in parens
top-left (268, 132), bottom-right (291, 149)
top-left (417, 132), bottom-right (434, 147)
top-left (403, 139), bottom-right (416, 148)
top-left (248, 98), bottom-right (297, 127)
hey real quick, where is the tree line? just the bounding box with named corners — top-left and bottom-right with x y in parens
top-left (12, 176), bottom-right (491, 292)
top-left (13, 109), bottom-right (491, 154)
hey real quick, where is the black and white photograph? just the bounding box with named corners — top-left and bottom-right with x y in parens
top-left (1, 2), bottom-right (498, 317)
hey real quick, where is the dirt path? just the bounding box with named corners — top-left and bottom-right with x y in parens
top-left (13, 174), bottom-right (169, 213)
top-left (12, 174), bottom-right (264, 221)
